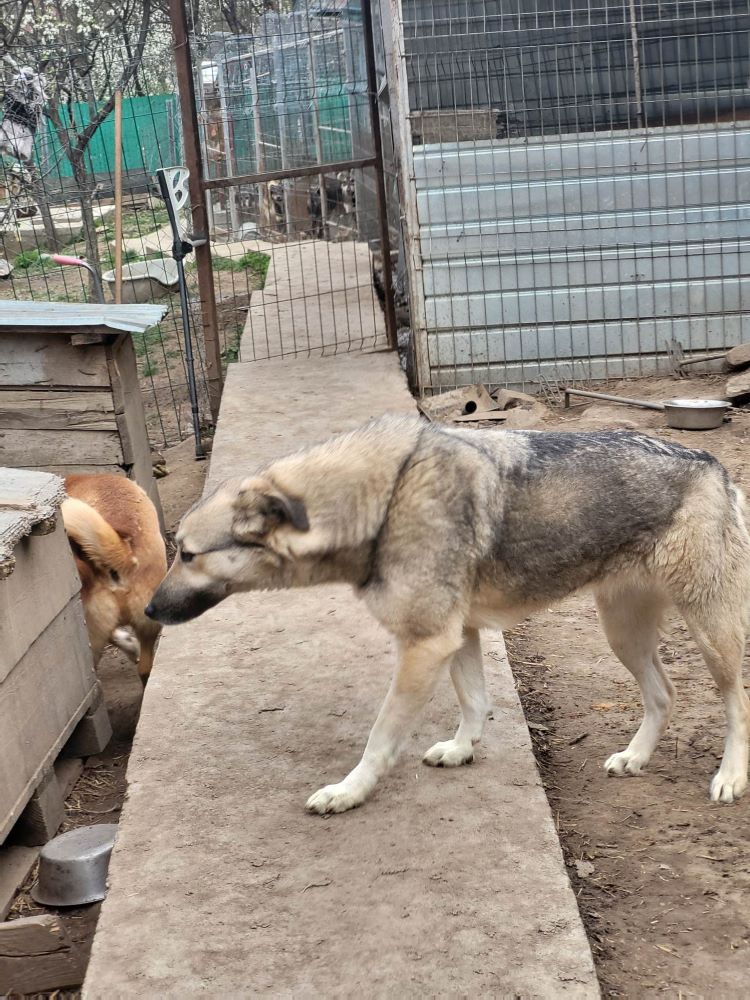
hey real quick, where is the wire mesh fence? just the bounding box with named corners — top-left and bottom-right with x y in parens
top-left (395, 0), bottom-right (750, 393)
top-left (0, 5), bottom-right (212, 451)
top-left (190, 0), bottom-right (398, 365)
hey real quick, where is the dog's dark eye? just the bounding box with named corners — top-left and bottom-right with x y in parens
top-left (181, 550), bottom-right (195, 563)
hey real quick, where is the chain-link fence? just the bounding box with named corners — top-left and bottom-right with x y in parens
top-left (390, 0), bottom-right (750, 393)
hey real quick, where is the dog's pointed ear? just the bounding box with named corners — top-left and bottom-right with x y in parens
top-left (232, 477), bottom-right (309, 542)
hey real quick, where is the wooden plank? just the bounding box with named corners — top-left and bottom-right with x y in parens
top-left (0, 598), bottom-right (97, 845)
top-left (0, 846), bottom-right (39, 921)
top-left (37, 464), bottom-right (124, 478)
top-left (726, 370), bottom-right (750, 400)
top-left (0, 914), bottom-right (86, 992)
top-left (0, 511), bottom-right (81, 682)
top-left (107, 334), bottom-right (165, 531)
top-left (0, 333), bottom-right (110, 388)
top-left (12, 769), bottom-right (65, 847)
top-left (726, 342), bottom-right (750, 369)
top-left (64, 699), bottom-right (112, 757)
top-left (55, 757), bottom-right (84, 800)
top-left (0, 428), bottom-right (123, 467)
top-left (0, 389), bottom-right (116, 431)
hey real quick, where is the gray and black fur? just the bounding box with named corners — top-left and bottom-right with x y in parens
top-left (149, 416), bottom-right (750, 813)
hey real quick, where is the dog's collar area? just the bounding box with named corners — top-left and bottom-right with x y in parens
top-left (180, 541), bottom-right (264, 560)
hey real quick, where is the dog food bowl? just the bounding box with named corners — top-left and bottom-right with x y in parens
top-left (662, 398), bottom-right (731, 430)
top-left (31, 824), bottom-right (118, 907)
top-left (102, 258), bottom-right (179, 303)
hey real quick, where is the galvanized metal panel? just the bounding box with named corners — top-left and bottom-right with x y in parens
top-left (413, 124), bottom-right (750, 388)
top-left (0, 302), bottom-right (168, 334)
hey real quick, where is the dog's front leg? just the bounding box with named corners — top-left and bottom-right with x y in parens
top-left (306, 627), bottom-right (463, 815)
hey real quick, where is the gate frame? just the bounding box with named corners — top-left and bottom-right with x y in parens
top-left (169, 0), bottom-right (398, 371)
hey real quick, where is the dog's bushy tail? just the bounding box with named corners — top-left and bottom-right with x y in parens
top-left (61, 497), bottom-right (135, 579)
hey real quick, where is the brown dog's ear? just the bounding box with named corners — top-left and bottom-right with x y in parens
top-left (232, 477), bottom-right (309, 542)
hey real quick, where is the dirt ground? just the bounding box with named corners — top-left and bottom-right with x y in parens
top-left (506, 373), bottom-right (750, 998)
top-left (8, 369), bottom-right (750, 998)
top-left (6, 437), bottom-right (207, 999)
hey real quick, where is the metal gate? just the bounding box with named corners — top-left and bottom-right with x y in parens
top-left (390, 0), bottom-right (750, 392)
top-left (170, 0), bottom-right (397, 402)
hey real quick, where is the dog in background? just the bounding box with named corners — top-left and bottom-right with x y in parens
top-left (308, 172), bottom-right (356, 239)
top-left (259, 179), bottom-right (285, 236)
top-left (63, 474), bottom-right (167, 685)
top-left (146, 416), bottom-right (750, 812)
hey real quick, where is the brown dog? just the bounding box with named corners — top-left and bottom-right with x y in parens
top-left (62, 474), bottom-right (167, 684)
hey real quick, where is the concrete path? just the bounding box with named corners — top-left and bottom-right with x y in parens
top-left (240, 241), bottom-right (387, 361)
top-left (84, 352), bottom-right (598, 998)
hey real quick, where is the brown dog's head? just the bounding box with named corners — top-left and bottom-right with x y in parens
top-left (145, 477), bottom-right (309, 625)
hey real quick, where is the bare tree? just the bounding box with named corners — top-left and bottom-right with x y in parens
top-left (6, 0), bottom-right (153, 294)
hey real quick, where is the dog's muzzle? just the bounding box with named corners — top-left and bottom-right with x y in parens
top-left (145, 583), bottom-right (228, 625)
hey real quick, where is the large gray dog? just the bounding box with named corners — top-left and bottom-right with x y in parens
top-left (146, 416), bottom-right (750, 814)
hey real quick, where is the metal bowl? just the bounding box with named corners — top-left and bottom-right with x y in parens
top-left (31, 824), bottom-right (118, 907)
top-left (662, 398), bottom-right (730, 431)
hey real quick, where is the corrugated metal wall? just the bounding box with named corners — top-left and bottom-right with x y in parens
top-left (414, 126), bottom-right (750, 387)
top-left (396, 0), bottom-right (750, 391)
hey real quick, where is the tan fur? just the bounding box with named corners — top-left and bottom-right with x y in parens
top-left (63, 474), bottom-right (167, 684)
top-left (147, 416), bottom-right (750, 812)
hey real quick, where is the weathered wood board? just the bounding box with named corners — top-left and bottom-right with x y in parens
top-left (35, 464), bottom-right (124, 478)
top-left (0, 428), bottom-right (123, 467)
top-left (0, 390), bottom-right (116, 430)
top-left (0, 914), bottom-right (86, 992)
top-left (0, 846), bottom-right (39, 921)
top-left (0, 327), bottom-right (164, 528)
top-left (0, 333), bottom-right (110, 388)
top-left (0, 599), bottom-right (98, 845)
top-left (0, 512), bottom-right (80, 682)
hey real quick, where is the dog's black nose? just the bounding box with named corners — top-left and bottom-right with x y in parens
top-left (144, 602), bottom-right (156, 619)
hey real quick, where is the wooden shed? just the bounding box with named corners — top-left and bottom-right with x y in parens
top-left (0, 302), bottom-right (166, 527)
top-left (0, 468), bottom-right (107, 846)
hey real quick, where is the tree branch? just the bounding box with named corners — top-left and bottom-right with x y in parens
top-left (74, 0), bottom-right (152, 154)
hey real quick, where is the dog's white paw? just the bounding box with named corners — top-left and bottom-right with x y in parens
top-left (111, 627), bottom-right (140, 663)
top-left (306, 781), bottom-right (366, 815)
top-left (604, 749), bottom-right (649, 776)
top-left (423, 739), bottom-right (475, 768)
top-left (710, 769), bottom-right (747, 804)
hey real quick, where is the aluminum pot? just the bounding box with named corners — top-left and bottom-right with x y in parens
top-left (662, 398), bottom-right (731, 431)
top-left (31, 824), bottom-right (118, 907)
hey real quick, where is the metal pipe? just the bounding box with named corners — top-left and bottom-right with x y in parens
top-left (362, 0), bottom-right (398, 351)
top-left (563, 387), bottom-right (665, 411)
top-left (175, 254), bottom-right (205, 459)
top-left (157, 168), bottom-right (205, 460)
top-left (200, 156), bottom-right (378, 191)
top-left (168, 0), bottom-right (223, 422)
top-left (45, 254), bottom-right (105, 304)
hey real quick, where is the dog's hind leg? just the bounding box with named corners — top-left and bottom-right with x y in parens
top-left (596, 585), bottom-right (674, 778)
top-left (306, 623), bottom-right (464, 815)
top-left (682, 612), bottom-right (749, 802)
top-left (423, 627), bottom-right (489, 767)
top-left (134, 620), bottom-right (161, 687)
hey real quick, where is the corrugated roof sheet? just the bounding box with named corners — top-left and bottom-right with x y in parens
top-left (0, 302), bottom-right (168, 334)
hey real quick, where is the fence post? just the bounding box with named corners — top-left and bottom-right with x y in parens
top-left (362, 0), bottom-right (398, 352)
top-left (168, 0), bottom-right (223, 421)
